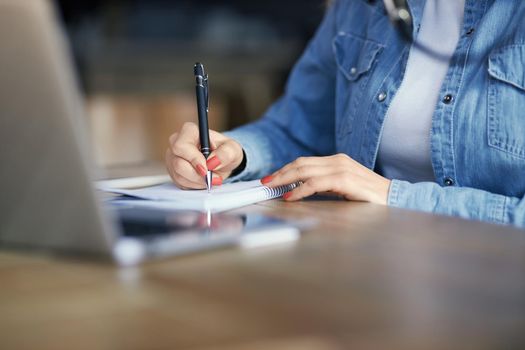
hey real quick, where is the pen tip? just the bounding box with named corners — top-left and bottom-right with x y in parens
top-left (206, 171), bottom-right (212, 193)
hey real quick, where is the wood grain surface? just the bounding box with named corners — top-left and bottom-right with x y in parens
top-left (1, 198), bottom-right (524, 350)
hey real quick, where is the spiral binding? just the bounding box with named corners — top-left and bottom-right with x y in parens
top-left (262, 182), bottom-right (300, 199)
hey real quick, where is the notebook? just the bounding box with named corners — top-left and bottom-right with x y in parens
top-left (98, 179), bottom-right (299, 213)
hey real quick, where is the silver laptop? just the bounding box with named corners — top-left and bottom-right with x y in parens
top-left (0, 0), bottom-right (298, 265)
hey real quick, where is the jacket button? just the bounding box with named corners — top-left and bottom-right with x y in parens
top-left (350, 67), bottom-right (357, 75)
top-left (378, 92), bottom-right (387, 102)
top-left (443, 94), bottom-right (453, 104)
top-left (444, 178), bottom-right (455, 186)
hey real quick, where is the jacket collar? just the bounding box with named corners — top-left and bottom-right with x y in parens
top-left (406, 0), bottom-right (427, 39)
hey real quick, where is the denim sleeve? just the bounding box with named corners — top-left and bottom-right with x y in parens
top-left (224, 1), bottom-right (340, 182)
top-left (388, 180), bottom-right (525, 228)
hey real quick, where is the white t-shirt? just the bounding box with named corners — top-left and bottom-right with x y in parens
top-left (376, 0), bottom-right (465, 183)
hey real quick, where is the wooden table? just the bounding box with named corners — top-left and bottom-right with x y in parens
top-left (1, 199), bottom-right (524, 350)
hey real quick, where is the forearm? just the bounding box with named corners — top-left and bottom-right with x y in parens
top-left (389, 180), bottom-right (525, 228)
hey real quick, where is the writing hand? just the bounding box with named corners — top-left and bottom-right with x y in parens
top-left (166, 122), bottom-right (244, 189)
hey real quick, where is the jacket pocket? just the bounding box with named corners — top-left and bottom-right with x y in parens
top-left (333, 32), bottom-right (384, 81)
top-left (332, 32), bottom-right (384, 138)
top-left (487, 44), bottom-right (525, 160)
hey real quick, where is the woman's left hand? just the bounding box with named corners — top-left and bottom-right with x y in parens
top-left (261, 154), bottom-right (391, 205)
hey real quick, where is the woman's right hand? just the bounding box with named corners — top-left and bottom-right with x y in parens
top-left (165, 122), bottom-right (244, 190)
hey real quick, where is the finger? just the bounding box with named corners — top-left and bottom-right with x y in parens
top-left (172, 123), bottom-right (224, 150)
top-left (166, 155), bottom-right (200, 190)
top-left (166, 148), bottom-right (194, 186)
top-left (168, 155), bottom-right (207, 189)
top-left (172, 171), bottom-right (223, 190)
top-left (166, 148), bottom-right (178, 183)
top-left (174, 122), bottom-right (200, 144)
top-left (168, 132), bottom-right (179, 147)
top-left (283, 174), bottom-right (345, 201)
top-left (173, 156), bottom-right (208, 185)
top-left (171, 143), bottom-right (208, 174)
top-left (170, 153), bottom-right (224, 187)
top-left (171, 167), bottom-right (223, 189)
top-left (211, 176), bottom-right (223, 186)
top-left (206, 139), bottom-right (243, 172)
top-left (209, 129), bottom-right (228, 149)
top-left (170, 122), bottom-right (206, 165)
top-left (167, 149), bottom-right (205, 187)
top-left (172, 173), bottom-right (206, 190)
top-left (278, 156), bottom-right (334, 177)
top-left (262, 157), bottom-right (336, 186)
top-left (268, 165), bottom-right (336, 188)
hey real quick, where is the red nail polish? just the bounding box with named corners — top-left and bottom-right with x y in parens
top-left (196, 164), bottom-right (207, 177)
top-left (206, 156), bottom-right (221, 171)
top-left (261, 175), bottom-right (273, 184)
top-left (212, 177), bottom-right (223, 186)
top-left (283, 192), bottom-right (292, 200)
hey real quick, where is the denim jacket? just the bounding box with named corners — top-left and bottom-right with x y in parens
top-left (225, 0), bottom-right (525, 228)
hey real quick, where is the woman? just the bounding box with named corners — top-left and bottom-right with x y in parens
top-left (166, 0), bottom-right (525, 228)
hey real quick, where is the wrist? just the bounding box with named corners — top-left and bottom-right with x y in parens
top-left (229, 149), bottom-right (247, 178)
top-left (371, 178), bottom-right (391, 205)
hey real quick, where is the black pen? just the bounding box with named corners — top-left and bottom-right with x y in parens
top-left (194, 62), bottom-right (212, 192)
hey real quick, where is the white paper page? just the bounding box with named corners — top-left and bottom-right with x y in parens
top-left (98, 180), bottom-right (264, 201)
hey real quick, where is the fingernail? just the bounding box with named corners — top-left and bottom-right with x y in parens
top-left (212, 177), bottom-right (223, 186)
top-left (261, 175), bottom-right (273, 185)
top-left (196, 164), bottom-right (207, 177)
top-left (206, 156), bottom-right (221, 171)
top-left (283, 192), bottom-right (292, 200)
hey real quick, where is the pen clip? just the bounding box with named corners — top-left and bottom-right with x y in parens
top-left (204, 74), bottom-right (209, 111)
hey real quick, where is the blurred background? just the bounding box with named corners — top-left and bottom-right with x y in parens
top-left (55, 0), bottom-right (324, 170)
